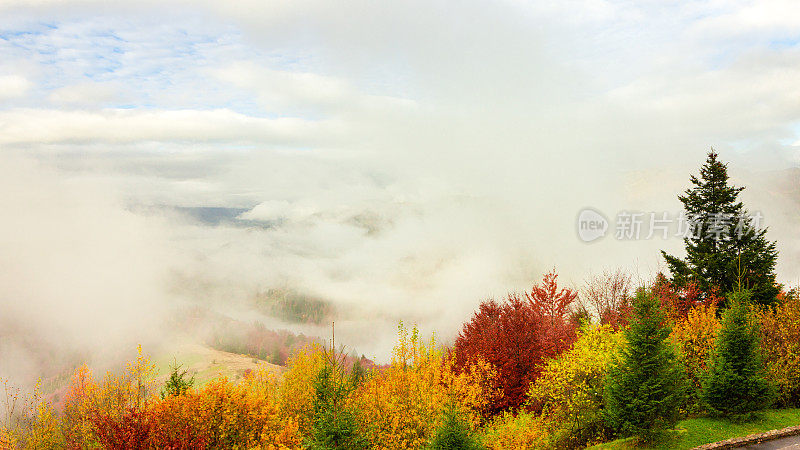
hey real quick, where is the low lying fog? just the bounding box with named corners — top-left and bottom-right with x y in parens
top-left (1, 0), bottom-right (799, 384)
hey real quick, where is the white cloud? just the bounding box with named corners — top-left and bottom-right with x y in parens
top-left (0, 154), bottom-right (176, 382)
top-left (48, 81), bottom-right (121, 106)
top-left (691, 0), bottom-right (800, 37)
top-left (211, 62), bottom-right (417, 118)
top-left (0, 108), bottom-right (342, 146)
top-left (0, 74), bottom-right (31, 100)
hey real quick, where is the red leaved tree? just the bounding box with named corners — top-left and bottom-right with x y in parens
top-left (91, 408), bottom-right (154, 450)
top-left (453, 269), bottom-right (578, 417)
top-left (652, 274), bottom-right (719, 322)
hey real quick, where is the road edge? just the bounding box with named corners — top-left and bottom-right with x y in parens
top-left (693, 424), bottom-right (800, 449)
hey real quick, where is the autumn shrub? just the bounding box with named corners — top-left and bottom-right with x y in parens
top-left (91, 407), bottom-right (154, 450)
top-left (480, 410), bottom-right (545, 450)
top-left (143, 390), bottom-right (212, 448)
top-left (652, 275), bottom-right (720, 323)
top-left (759, 292), bottom-right (800, 406)
top-left (23, 391), bottom-right (64, 449)
top-left (147, 369), bottom-right (301, 449)
top-left (350, 323), bottom-right (493, 449)
top-left (528, 324), bottom-right (624, 448)
top-left (669, 303), bottom-right (721, 414)
top-left (580, 269), bottom-right (633, 329)
top-left (278, 343), bottom-right (328, 437)
top-left (0, 379), bottom-right (63, 449)
top-left (58, 346), bottom-right (157, 448)
top-left (0, 428), bottom-right (10, 449)
top-left (63, 348), bottom-right (154, 446)
top-left (454, 270), bottom-right (578, 416)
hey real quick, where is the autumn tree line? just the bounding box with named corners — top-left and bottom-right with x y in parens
top-left (2, 150), bottom-right (799, 449)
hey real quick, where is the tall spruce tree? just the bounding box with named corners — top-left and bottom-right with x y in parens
top-left (604, 290), bottom-right (685, 442)
top-left (307, 362), bottom-right (369, 450)
top-left (701, 290), bottom-right (775, 416)
top-left (306, 338), bottom-right (369, 450)
top-left (662, 150), bottom-right (780, 307)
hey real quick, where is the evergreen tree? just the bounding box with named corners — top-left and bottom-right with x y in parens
top-left (604, 290), bottom-right (685, 442)
top-left (662, 150), bottom-right (780, 307)
top-left (306, 348), bottom-right (369, 450)
top-left (348, 356), bottom-right (367, 389)
top-left (701, 290), bottom-right (775, 415)
top-left (160, 362), bottom-right (194, 399)
top-left (427, 401), bottom-right (484, 450)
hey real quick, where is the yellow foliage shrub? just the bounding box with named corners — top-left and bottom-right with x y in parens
top-left (278, 342), bottom-right (327, 437)
top-left (349, 322), bottom-right (494, 449)
top-left (481, 410), bottom-right (545, 450)
top-left (61, 364), bottom-right (100, 447)
top-left (527, 324), bottom-right (624, 448)
top-left (15, 381), bottom-right (64, 449)
top-left (149, 370), bottom-right (302, 449)
top-left (670, 304), bottom-right (720, 412)
top-left (759, 295), bottom-right (800, 406)
top-left (61, 345), bottom-right (157, 447)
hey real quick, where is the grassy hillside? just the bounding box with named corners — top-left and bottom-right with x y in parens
top-left (152, 342), bottom-right (284, 389)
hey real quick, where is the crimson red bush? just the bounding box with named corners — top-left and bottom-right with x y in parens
top-left (91, 409), bottom-right (154, 450)
top-left (652, 274), bottom-right (719, 322)
top-left (453, 270), bottom-right (578, 416)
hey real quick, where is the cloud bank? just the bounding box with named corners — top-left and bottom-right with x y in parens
top-left (1, 0), bottom-right (799, 367)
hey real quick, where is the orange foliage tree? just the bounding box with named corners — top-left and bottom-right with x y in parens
top-left (669, 304), bottom-right (721, 413)
top-left (146, 371), bottom-right (301, 449)
top-left (60, 345), bottom-right (157, 448)
top-left (758, 292), bottom-right (800, 406)
top-left (350, 322), bottom-right (495, 449)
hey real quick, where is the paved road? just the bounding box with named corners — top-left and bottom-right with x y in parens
top-left (742, 434), bottom-right (800, 449)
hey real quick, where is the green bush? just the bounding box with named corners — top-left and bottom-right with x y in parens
top-left (702, 291), bottom-right (776, 416)
top-left (160, 362), bottom-right (194, 399)
top-left (427, 401), bottom-right (484, 450)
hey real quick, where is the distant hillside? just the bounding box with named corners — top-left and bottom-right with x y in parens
top-left (152, 342), bottom-right (284, 388)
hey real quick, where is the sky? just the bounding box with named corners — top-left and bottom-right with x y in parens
top-left (1, 0), bottom-right (800, 369)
